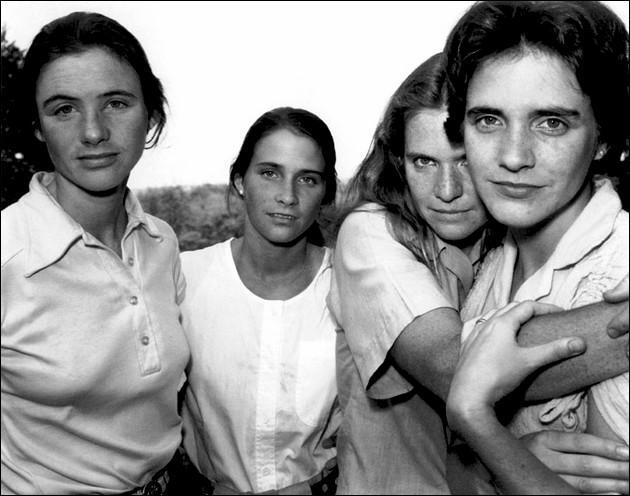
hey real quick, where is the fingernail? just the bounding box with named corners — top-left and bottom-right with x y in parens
top-left (617, 445), bottom-right (629, 458)
top-left (568, 338), bottom-right (585, 354)
top-left (608, 327), bottom-right (622, 338)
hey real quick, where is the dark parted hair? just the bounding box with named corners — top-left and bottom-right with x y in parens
top-left (228, 107), bottom-right (337, 206)
top-left (20, 11), bottom-right (167, 148)
top-left (444, 0), bottom-right (630, 181)
top-left (338, 53), bottom-right (501, 276)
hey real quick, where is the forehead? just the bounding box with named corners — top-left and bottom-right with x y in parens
top-left (35, 47), bottom-right (142, 101)
top-left (251, 128), bottom-right (325, 171)
top-left (466, 50), bottom-right (589, 112)
top-left (405, 108), bottom-right (464, 156)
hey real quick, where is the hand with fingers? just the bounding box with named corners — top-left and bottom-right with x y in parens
top-left (604, 275), bottom-right (629, 358)
top-left (521, 430), bottom-right (629, 495)
top-left (446, 300), bottom-right (591, 494)
top-left (447, 300), bottom-right (586, 420)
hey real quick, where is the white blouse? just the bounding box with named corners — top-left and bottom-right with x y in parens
top-left (180, 239), bottom-right (339, 493)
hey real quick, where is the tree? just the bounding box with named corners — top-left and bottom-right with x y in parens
top-left (1, 28), bottom-right (52, 210)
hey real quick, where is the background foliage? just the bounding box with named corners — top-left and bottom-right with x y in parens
top-left (3, 31), bottom-right (626, 251)
top-left (1, 28), bottom-right (54, 210)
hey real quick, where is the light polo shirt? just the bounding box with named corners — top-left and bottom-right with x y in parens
top-left (1, 172), bottom-right (190, 495)
top-left (329, 203), bottom-right (481, 494)
top-left (461, 177), bottom-right (628, 438)
top-left (180, 240), bottom-right (339, 494)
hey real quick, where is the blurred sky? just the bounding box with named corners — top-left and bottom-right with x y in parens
top-left (2, 1), bottom-right (629, 191)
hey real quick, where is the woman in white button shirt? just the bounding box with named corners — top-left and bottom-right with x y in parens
top-left (179, 107), bottom-right (340, 495)
top-left (1, 11), bottom-right (189, 495)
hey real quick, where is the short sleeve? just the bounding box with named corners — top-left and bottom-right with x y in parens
top-left (330, 206), bottom-right (453, 400)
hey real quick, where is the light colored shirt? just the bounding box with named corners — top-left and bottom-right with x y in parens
top-left (329, 203), bottom-right (479, 494)
top-left (1, 172), bottom-right (189, 495)
top-left (461, 177), bottom-right (628, 438)
top-left (180, 239), bottom-right (339, 494)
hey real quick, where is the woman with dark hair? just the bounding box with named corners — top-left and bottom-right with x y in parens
top-left (330, 49), bottom-right (628, 494)
top-left (179, 107), bottom-right (340, 494)
top-left (1, 11), bottom-right (187, 495)
top-left (443, 0), bottom-right (630, 493)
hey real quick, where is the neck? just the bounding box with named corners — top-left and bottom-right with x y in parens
top-left (232, 221), bottom-right (323, 300)
top-left (53, 173), bottom-right (128, 256)
top-left (510, 180), bottom-right (593, 296)
top-left (444, 227), bottom-right (485, 262)
top-left (237, 224), bottom-right (311, 278)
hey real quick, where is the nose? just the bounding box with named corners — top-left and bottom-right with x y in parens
top-left (81, 109), bottom-right (109, 145)
top-left (275, 180), bottom-right (298, 206)
top-left (434, 163), bottom-right (463, 203)
top-left (499, 125), bottom-right (535, 172)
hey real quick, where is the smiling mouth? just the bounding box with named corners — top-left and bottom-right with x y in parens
top-left (268, 213), bottom-right (297, 221)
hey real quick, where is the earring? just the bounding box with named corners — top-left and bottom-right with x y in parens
top-left (595, 146), bottom-right (608, 161)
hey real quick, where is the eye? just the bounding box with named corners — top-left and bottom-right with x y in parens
top-left (107, 100), bottom-right (129, 110)
top-left (53, 104), bottom-right (76, 117)
top-left (260, 169), bottom-right (279, 179)
top-left (536, 117), bottom-right (568, 135)
top-left (298, 175), bottom-right (320, 186)
top-left (413, 157), bottom-right (437, 168)
top-left (475, 115), bottom-right (502, 131)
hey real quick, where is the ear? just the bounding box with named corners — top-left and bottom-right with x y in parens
top-left (148, 112), bottom-right (158, 132)
top-left (234, 175), bottom-right (245, 197)
top-left (34, 127), bottom-right (45, 143)
top-left (594, 143), bottom-right (609, 161)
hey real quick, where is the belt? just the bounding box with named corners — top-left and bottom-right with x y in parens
top-left (200, 459), bottom-right (338, 495)
top-left (307, 459), bottom-right (338, 495)
top-left (122, 466), bottom-right (170, 496)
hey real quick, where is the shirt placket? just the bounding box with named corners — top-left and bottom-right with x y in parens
top-left (254, 301), bottom-right (283, 492)
top-left (99, 229), bottom-right (161, 376)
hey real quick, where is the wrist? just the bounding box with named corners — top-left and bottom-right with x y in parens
top-left (447, 396), bottom-right (496, 435)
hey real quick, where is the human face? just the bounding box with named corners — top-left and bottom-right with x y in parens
top-left (35, 47), bottom-right (150, 194)
top-left (235, 128), bottom-right (326, 246)
top-left (404, 108), bottom-right (488, 250)
top-left (464, 50), bottom-right (601, 236)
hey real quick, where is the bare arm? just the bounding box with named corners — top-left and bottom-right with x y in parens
top-left (390, 301), bottom-right (628, 403)
top-left (603, 275), bottom-right (629, 347)
top-left (516, 301), bottom-right (628, 402)
top-left (446, 302), bottom-right (629, 495)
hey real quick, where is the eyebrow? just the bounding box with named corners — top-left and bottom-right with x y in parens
top-left (466, 106), bottom-right (505, 119)
top-left (405, 152), bottom-right (466, 162)
top-left (42, 90), bottom-right (139, 108)
top-left (466, 106), bottom-right (581, 119)
top-left (532, 107), bottom-right (581, 119)
top-left (253, 162), bottom-right (324, 176)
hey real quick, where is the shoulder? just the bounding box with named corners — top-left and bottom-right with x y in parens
top-left (1, 200), bottom-right (28, 268)
top-left (145, 213), bottom-right (179, 245)
top-left (338, 203), bottom-right (390, 241)
top-left (181, 239), bottom-right (230, 275)
top-left (612, 208), bottom-right (628, 237)
top-left (593, 207), bottom-right (628, 261)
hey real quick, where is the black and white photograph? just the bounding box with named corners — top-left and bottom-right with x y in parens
top-left (1, 1), bottom-right (629, 494)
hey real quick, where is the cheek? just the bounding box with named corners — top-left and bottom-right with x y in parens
top-left (302, 188), bottom-right (326, 217)
top-left (39, 124), bottom-right (72, 161)
top-left (124, 115), bottom-right (151, 151)
top-left (406, 176), bottom-right (432, 211)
